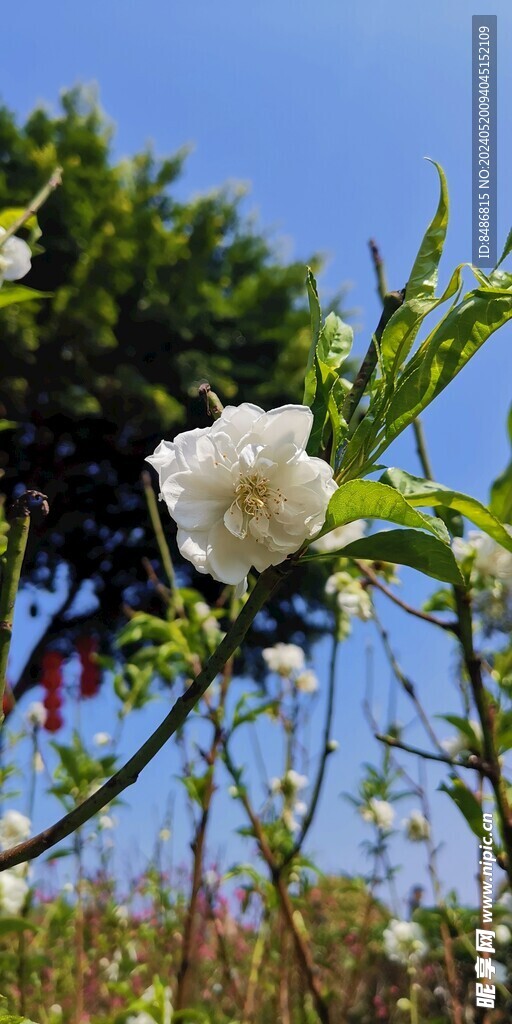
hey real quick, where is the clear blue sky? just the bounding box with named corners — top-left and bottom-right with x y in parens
top-left (3, 0), bottom-right (512, 910)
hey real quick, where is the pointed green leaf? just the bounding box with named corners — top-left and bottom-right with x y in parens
top-left (381, 468), bottom-right (512, 553)
top-left (0, 285), bottom-right (51, 309)
top-left (406, 160), bottom-right (449, 302)
top-left (495, 225), bottom-right (512, 270)
top-left (439, 780), bottom-right (483, 841)
top-left (317, 311), bottom-right (353, 370)
top-left (490, 404), bottom-right (512, 524)
top-left (385, 287), bottom-right (512, 442)
top-left (339, 529), bottom-right (464, 585)
top-left (303, 268), bottom-right (322, 405)
top-left (322, 479), bottom-right (450, 543)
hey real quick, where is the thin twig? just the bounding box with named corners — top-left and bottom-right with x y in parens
top-left (356, 560), bottom-right (459, 634)
top-left (0, 167), bottom-right (62, 248)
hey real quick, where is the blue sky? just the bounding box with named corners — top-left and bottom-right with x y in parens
top-left (3, 0), bottom-right (512, 910)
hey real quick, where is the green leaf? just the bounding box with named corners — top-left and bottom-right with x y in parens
top-left (0, 285), bottom-right (51, 309)
top-left (385, 287), bottom-right (512, 443)
top-left (380, 265), bottom-right (462, 376)
top-left (495, 225), bottom-right (512, 270)
top-left (303, 268), bottom-right (322, 406)
top-left (381, 468), bottom-right (512, 553)
top-left (490, 404), bottom-right (512, 524)
top-left (406, 161), bottom-right (449, 302)
top-left (317, 311), bottom-right (353, 369)
top-left (322, 479), bottom-right (450, 544)
top-left (439, 779), bottom-right (483, 841)
top-left (0, 918), bottom-right (39, 937)
top-left (339, 529), bottom-right (464, 585)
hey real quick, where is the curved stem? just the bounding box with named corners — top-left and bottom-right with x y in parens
top-left (0, 563), bottom-right (289, 871)
top-left (282, 634), bottom-right (340, 866)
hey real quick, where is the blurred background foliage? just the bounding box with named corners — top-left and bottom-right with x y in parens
top-left (0, 88), bottom-right (349, 703)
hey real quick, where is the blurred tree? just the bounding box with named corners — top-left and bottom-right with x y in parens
top-left (0, 88), bottom-right (348, 704)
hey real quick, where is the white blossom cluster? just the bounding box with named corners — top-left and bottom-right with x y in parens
top-left (262, 642), bottom-right (319, 694)
top-left (403, 809), bottom-right (430, 842)
top-left (383, 919), bottom-right (427, 964)
top-left (270, 769), bottom-right (309, 834)
top-left (360, 798), bottom-right (395, 831)
top-left (0, 810), bottom-right (32, 916)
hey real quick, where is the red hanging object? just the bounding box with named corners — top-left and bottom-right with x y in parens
top-left (77, 636), bottom-right (100, 698)
top-left (2, 687), bottom-right (15, 717)
top-left (41, 650), bottom-right (65, 732)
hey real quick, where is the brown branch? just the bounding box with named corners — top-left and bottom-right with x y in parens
top-left (356, 560), bottom-right (459, 635)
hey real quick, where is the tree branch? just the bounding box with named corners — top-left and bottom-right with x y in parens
top-left (0, 562), bottom-right (290, 870)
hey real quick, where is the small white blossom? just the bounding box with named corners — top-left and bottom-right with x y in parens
top-left (495, 924), bottom-right (511, 945)
top-left (94, 732), bottom-right (111, 746)
top-left (127, 1015), bottom-right (155, 1024)
top-left (295, 670), bottom-right (318, 694)
top-left (325, 571), bottom-right (372, 620)
top-left (26, 701), bottom-right (47, 728)
top-left (147, 403), bottom-right (337, 590)
top-left (383, 919), bottom-right (427, 964)
top-left (99, 814), bottom-right (115, 830)
top-left (327, 739), bottom-right (339, 752)
top-left (283, 808), bottom-right (300, 832)
top-left (453, 530), bottom-right (512, 581)
top-left (33, 751), bottom-right (44, 774)
top-left (0, 228), bottom-right (32, 287)
top-left (228, 785), bottom-right (239, 798)
top-left (49, 1006), bottom-right (63, 1019)
top-left (441, 721), bottom-right (482, 757)
top-left (284, 769), bottom-right (308, 792)
top-left (159, 827), bottom-right (171, 842)
top-left (360, 798), bottom-right (395, 831)
top-left (269, 777), bottom-right (282, 794)
top-left (0, 869), bottom-right (28, 915)
top-left (295, 800), bottom-right (307, 816)
top-left (263, 643), bottom-right (305, 676)
top-left (312, 519), bottom-right (366, 553)
top-left (403, 810), bottom-right (431, 842)
top-left (0, 809), bottom-right (31, 850)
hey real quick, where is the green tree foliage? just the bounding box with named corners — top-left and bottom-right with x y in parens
top-left (0, 88), bottom-right (341, 700)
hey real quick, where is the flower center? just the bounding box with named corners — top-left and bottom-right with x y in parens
top-left (234, 472), bottom-right (271, 519)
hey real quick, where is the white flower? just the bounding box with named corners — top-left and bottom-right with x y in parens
top-left (114, 904), bottom-right (129, 923)
top-left (403, 810), bottom-right (430, 842)
top-left (284, 769), bottom-right (308, 792)
top-left (327, 739), bottom-right (339, 752)
top-left (283, 808), bottom-right (300, 833)
top-left (263, 642), bottom-right (305, 676)
top-left (312, 519), bottom-right (366, 554)
top-left (269, 777), bottom-right (282, 794)
top-left (0, 869), bottom-right (28, 915)
top-left (26, 701), bottom-right (47, 728)
top-left (127, 1015), bottom-right (155, 1024)
top-left (295, 670), bottom-right (319, 694)
top-left (441, 720), bottom-right (482, 757)
top-left (495, 924), bottom-right (511, 945)
top-left (383, 919), bottom-right (427, 964)
top-left (49, 1006), bottom-right (63, 1019)
top-left (147, 403), bottom-right (337, 590)
top-left (33, 751), bottom-right (44, 774)
top-left (295, 800), bottom-right (307, 816)
top-left (360, 798), bottom-right (395, 831)
top-left (0, 809), bottom-right (31, 850)
top-left (0, 228), bottom-right (32, 287)
top-left (228, 785), bottom-right (239, 798)
top-left (326, 571), bottom-right (372, 620)
top-left (159, 827), bottom-right (171, 842)
top-left (94, 732), bottom-right (111, 746)
top-left (99, 814), bottom-right (115, 830)
top-left (454, 530), bottom-right (512, 581)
